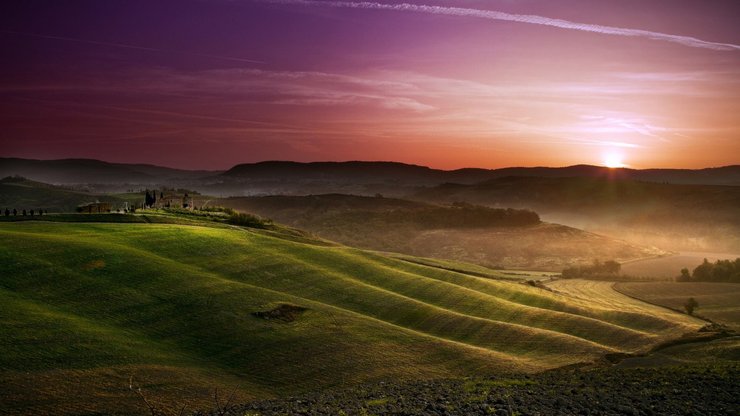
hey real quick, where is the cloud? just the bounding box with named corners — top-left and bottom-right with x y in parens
top-left (260, 0), bottom-right (740, 51)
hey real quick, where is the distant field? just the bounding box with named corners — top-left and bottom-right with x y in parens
top-left (621, 251), bottom-right (740, 278)
top-left (614, 282), bottom-right (740, 330)
top-left (545, 279), bottom-right (701, 328)
top-left (616, 337), bottom-right (740, 369)
top-left (0, 216), bottom-right (702, 415)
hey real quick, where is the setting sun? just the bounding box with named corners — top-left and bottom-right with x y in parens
top-left (603, 153), bottom-right (626, 168)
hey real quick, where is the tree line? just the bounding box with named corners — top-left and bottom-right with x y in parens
top-left (4, 208), bottom-right (46, 217)
top-left (382, 202), bottom-right (540, 229)
top-left (676, 258), bottom-right (740, 283)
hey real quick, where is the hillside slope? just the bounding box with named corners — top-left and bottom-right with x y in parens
top-left (0, 216), bottom-right (701, 414)
top-left (0, 176), bottom-right (140, 213)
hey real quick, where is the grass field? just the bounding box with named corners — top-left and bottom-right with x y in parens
top-left (614, 281), bottom-right (740, 330)
top-left (0, 215), bottom-right (704, 415)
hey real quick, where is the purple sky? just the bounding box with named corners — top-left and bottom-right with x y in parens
top-left (1, 0), bottom-right (739, 169)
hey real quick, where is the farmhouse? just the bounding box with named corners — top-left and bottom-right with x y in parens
top-left (77, 202), bottom-right (112, 213)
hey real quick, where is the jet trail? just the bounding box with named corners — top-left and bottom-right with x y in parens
top-left (262, 0), bottom-right (740, 51)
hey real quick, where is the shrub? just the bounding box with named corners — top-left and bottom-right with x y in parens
top-left (227, 212), bottom-right (270, 228)
top-left (684, 297), bottom-right (699, 315)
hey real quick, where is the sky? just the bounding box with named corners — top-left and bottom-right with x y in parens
top-left (1, 0), bottom-right (739, 170)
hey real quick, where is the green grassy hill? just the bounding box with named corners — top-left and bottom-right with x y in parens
top-left (0, 214), bottom-right (701, 414)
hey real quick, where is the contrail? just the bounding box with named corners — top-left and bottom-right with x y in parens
top-left (1, 30), bottom-right (266, 64)
top-left (261, 0), bottom-right (740, 51)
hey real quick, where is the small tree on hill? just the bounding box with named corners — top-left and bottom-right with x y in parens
top-left (684, 297), bottom-right (699, 316)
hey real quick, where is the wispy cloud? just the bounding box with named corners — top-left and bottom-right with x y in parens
top-left (260, 0), bottom-right (740, 51)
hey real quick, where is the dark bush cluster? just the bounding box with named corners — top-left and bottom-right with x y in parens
top-left (227, 212), bottom-right (270, 228)
top-left (561, 259), bottom-right (621, 279)
top-left (676, 258), bottom-right (740, 282)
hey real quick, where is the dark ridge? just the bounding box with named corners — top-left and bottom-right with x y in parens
top-left (2, 158), bottom-right (738, 186)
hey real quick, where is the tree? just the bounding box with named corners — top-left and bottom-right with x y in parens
top-left (4, 208), bottom-right (8, 216)
top-left (677, 268), bottom-right (691, 282)
top-left (684, 297), bottom-right (699, 316)
top-left (692, 259), bottom-right (712, 281)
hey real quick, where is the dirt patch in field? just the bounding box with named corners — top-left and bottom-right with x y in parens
top-left (82, 259), bottom-right (106, 271)
top-left (252, 304), bottom-right (308, 323)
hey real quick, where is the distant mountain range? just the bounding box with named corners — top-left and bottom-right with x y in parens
top-left (222, 161), bottom-right (740, 186)
top-left (1, 158), bottom-right (739, 189)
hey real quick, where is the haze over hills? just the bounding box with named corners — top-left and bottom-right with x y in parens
top-left (413, 176), bottom-right (740, 252)
top-left (217, 194), bottom-right (664, 270)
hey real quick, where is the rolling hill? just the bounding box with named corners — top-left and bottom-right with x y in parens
top-left (0, 213), bottom-right (702, 414)
top-left (0, 176), bottom-right (141, 213)
top-left (215, 194), bottom-right (664, 270)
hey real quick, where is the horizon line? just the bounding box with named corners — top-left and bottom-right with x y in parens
top-left (1, 156), bottom-right (738, 172)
